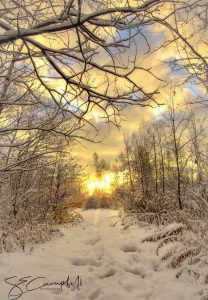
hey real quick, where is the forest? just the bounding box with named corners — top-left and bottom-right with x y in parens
top-left (0, 0), bottom-right (207, 299)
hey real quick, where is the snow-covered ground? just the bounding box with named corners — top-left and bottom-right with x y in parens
top-left (0, 209), bottom-right (201, 300)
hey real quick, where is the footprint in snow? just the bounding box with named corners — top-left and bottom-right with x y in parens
top-left (125, 266), bottom-right (146, 278)
top-left (120, 243), bottom-right (139, 253)
top-left (99, 267), bottom-right (116, 279)
top-left (70, 256), bottom-right (101, 267)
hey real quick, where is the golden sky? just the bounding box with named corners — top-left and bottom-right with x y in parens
top-left (72, 108), bottom-right (150, 169)
top-left (2, 0), bottom-right (206, 170)
top-left (72, 82), bottom-right (203, 171)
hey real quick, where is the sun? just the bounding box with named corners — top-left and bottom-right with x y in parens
top-left (84, 172), bottom-right (118, 195)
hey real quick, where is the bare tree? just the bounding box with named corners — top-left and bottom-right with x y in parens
top-left (154, 122), bottom-right (166, 193)
top-left (0, 0), bottom-right (207, 127)
top-left (162, 93), bottom-right (194, 210)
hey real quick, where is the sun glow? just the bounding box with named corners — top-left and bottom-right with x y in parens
top-left (153, 105), bottom-right (166, 116)
top-left (84, 172), bottom-right (124, 196)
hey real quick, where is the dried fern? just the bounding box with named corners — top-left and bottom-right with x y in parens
top-left (143, 223), bottom-right (185, 242)
top-left (168, 246), bottom-right (201, 268)
top-left (161, 244), bottom-right (179, 261)
top-left (176, 266), bottom-right (201, 281)
top-left (156, 235), bottom-right (180, 256)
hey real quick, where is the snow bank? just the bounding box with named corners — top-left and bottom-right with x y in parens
top-left (0, 209), bottom-right (202, 300)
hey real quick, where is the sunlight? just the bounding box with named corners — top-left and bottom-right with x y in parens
top-left (85, 172), bottom-right (118, 195)
top-left (153, 105), bottom-right (166, 116)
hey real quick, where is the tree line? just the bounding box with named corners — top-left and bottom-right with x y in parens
top-left (115, 96), bottom-right (208, 224)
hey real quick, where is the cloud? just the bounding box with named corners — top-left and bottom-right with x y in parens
top-left (72, 105), bottom-right (155, 170)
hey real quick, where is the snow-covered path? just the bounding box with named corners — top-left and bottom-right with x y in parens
top-left (0, 209), bottom-right (200, 300)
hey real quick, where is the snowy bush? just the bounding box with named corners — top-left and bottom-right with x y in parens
top-left (53, 204), bottom-right (83, 225)
top-left (0, 152), bottom-right (83, 253)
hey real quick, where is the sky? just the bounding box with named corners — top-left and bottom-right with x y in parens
top-left (72, 84), bottom-right (206, 172)
top-left (73, 104), bottom-right (163, 171)
top-left (70, 6), bottom-right (207, 172)
top-left (70, 23), bottom-right (168, 170)
top-left (8, 0), bottom-right (205, 172)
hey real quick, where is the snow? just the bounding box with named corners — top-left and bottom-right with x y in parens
top-left (143, 223), bottom-right (185, 242)
top-left (0, 209), bottom-right (201, 300)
